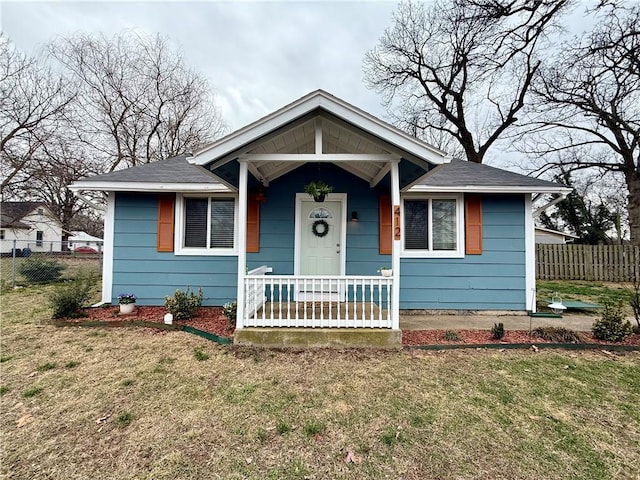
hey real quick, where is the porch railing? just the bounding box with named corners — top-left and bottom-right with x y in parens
top-left (241, 271), bottom-right (393, 329)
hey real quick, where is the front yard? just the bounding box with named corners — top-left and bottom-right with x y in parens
top-left (1, 284), bottom-right (639, 479)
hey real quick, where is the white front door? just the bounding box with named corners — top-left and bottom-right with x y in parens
top-left (295, 194), bottom-right (346, 300)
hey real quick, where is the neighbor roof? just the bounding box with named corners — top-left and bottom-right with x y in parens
top-left (1, 201), bottom-right (48, 229)
top-left (405, 159), bottom-right (571, 194)
top-left (70, 155), bottom-right (233, 192)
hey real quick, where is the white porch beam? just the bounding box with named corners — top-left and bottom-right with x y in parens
top-left (370, 164), bottom-right (391, 187)
top-left (390, 162), bottom-right (401, 330)
top-left (240, 153), bottom-right (399, 162)
top-left (236, 161), bottom-right (249, 329)
top-left (247, 162), bottom-right (267, 186)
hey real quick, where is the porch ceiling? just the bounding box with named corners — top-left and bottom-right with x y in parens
top-left (238, 115), bottom-right (399, 186)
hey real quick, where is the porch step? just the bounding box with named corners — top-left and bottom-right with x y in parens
top-left (234, 328), bottom-right (402, 349)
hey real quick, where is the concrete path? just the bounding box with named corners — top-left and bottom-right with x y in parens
top-left (399, 312), bottom-right (601, 332)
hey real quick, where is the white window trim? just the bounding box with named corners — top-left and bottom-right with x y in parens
top-left (174, 193), bottom-right (238, 256)
top-left (401, 193), bottom-right (465, 258)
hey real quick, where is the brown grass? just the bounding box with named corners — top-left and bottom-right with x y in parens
top-left (1, 285), bottom-right (639, 479)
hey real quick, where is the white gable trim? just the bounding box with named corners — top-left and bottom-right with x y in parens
top-left (191, 90), bottom-right (447, 166)
top-left (405, 185), bottom-right (573, 194)
top-left (70, 181), bottom-right (235, 193)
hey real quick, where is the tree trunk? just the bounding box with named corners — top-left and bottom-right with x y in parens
top-left (626, 170), bottom-right (640, 247)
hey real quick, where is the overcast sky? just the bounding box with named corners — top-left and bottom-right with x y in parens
top-left (2, 1), bottom-right (398, 132)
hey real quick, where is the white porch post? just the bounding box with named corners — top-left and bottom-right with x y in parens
top-left (525, 194), bottom-right (536, 312)
top-left (236, 160), bottom-right (249, 329)
top-left (390, 161), bottom-right (401, 330)
top-left (100, 192), bottom-right (115, 305)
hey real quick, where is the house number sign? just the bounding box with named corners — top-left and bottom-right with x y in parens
top-left (394, 205), bottom-right (401, 240)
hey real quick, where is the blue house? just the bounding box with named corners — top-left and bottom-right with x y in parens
top-left (71, 91), bottom-right (569, 347)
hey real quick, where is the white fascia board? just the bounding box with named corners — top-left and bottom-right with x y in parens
top-left (191, 90), bottom-right (447, 167)
top-left (69, 182), bottom-right (235, 193)
top-left (240, 153), bottom-right (399, 162)
top-left (405, 185), bottom-right (573, 194)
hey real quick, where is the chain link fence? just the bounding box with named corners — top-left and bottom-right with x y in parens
top-left (1, 240), bottom-right (103, 289)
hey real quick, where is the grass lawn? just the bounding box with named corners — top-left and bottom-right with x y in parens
top-left (537, 280), bottom-right (635, 312)
top-left (1, 284), bottom-right (639, 479)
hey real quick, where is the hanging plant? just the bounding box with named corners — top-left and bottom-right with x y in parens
top-left (304, 180), bottom-right (333, 202)
top-left (312, 219), bottom-right (330, 238)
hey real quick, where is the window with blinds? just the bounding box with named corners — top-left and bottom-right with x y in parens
top-left (183, 197), bottom-right (235, 250)
top-left (404, 197), bottom-right (460, 254)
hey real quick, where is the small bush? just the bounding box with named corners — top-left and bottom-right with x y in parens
top-left (0, 386), bottom-right (9, 396)
top-left (18, 258), bottom-right (65, 284)
top-left (592, 302), bottom-right (633, 342)
top-left (491, 322), bottom-right (505, 340)
top-left (164, 287), bottom-right (203, 321)
top-left (443, 330), bottom-right (462, 341)
top-left (222, 301), bottom-right (237, 327)
top-left (49, 278), bottom-right (94, 318)
top-left (532, 326), bottom-right (586, 343)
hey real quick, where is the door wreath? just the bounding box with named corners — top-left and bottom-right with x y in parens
top-left (312, 219), bottom-right (330, 238)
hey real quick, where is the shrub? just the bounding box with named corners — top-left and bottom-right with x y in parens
top-left (491, 322), bottom-right (505, 340)
top-left (164, 287), bottom-right (203, 321)
top-left (18, 258), bottom-right (65, 284)
top-left (592, 302), bottom-right (633, 342)
top-left (222, 301), bottom-right (237, 327)
top-left (532, 326), bottom-right (586, 343)
top-left (49, 277), bottom-right (94, 319)
top-left (443, 330), bottom-right (462, 341)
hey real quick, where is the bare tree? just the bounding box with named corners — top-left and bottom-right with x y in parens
top-left (526, 3), bottom-right (640, 245)
top-left (49, 31), bottom-right (226, 172)
top-left (364, 0), bottom-right (569, 163)
top-left (0, 36), bottom-right (75, 198)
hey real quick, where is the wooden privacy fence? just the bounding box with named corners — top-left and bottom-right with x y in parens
top-left (536, 244), bottom-right (640, 282)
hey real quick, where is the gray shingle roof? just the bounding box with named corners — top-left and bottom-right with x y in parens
top-left (1, 202), bottom-right (45, 229)
top-left (412, 159), bottom-right (567, 189)
top-left (78, 155), bottom-right (222, 184)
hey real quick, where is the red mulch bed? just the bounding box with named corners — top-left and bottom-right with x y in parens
top-left (72, 306), bottom-right (235, 337)
top-left (67, 307), bottom-right (640, 347)
top-left (402, 329), bottom-right (640, 347)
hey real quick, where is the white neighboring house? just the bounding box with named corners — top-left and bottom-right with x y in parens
top-left (68, 231), bottom-right (103, 251)
top-left (0, 202), bottom-right (63, 254)
top-left (535, 226), bottom-right (579, 244)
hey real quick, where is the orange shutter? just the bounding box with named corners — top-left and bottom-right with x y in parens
top-left (157, 194), bottom-right (175, 252)
top-left (465, 195), bottom-right (483, 255)
top-left (246, 195), bottom-right (260, 253)
top-left (379, 194), bottom-right (392, 254)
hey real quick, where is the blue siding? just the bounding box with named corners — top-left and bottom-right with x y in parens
top-left (112, 193), bottom-right (237, 306)
top-left (111, 179), bottom-right (528, 311)
top-left (400, 195), bottom-right (527, 310)
top-left (247, 163), bottom-right (387, 276)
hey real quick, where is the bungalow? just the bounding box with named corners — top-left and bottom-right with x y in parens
top-left (70, 90), bottom-right (570, 347)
